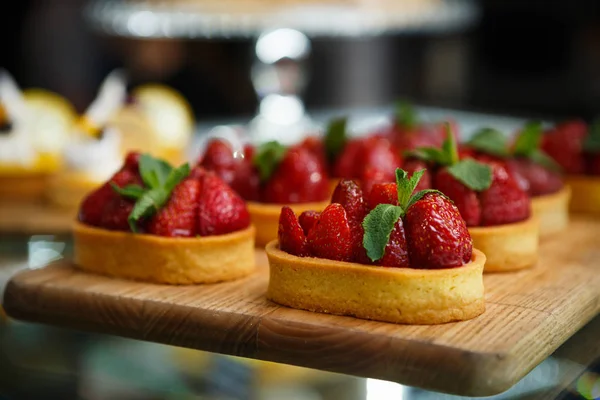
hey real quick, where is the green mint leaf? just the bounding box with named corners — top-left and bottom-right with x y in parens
top-left (253, 141), bottom-right (287, 182)
top-left (127, 188), bottom-right (168, 232)
top-left (362, 203), bottom-right (403, 262)
top-left (404, 148), bottom-right (447, 164)
top-left (394, 100), bottom-right (417, 128)
top-left (324, 117), bottom-right (348, 161)
top-left (583, 119), bottom-right (600, 154)
top-left (111, 183), bottom-right (146, 200)
top-left (513, 121), bottom-right (543, 157)
top-left (139, 153), bottom-right (173, 189)
top-left (467, 128), bottom-right (510, 157)
top-left (405, 189), bottom-right (447, 211)
top-left (442, 123), bottom-right (459, 165)
top-left (395, 168), bottom-right (425, 210)
top-left (528, 149), bottom-right (562, 172)
top-left (164, 163), bottom-right (191, 193)
top-left (447, 159), bottom-right (493, 191)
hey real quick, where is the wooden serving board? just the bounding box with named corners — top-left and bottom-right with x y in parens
top-left (0, 202), bottom-right (74, 234)
top-left (3, 217), bottom-right (600, 396)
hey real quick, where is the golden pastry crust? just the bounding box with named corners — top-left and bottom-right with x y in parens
top-left (0, 174), bottom-right (48, 201)
top-left (565, 175), bottom-right (600, 214)
top-left (266, 241), bottom-right (486, 325)
top-left (46, 171), bottom-right (103, 210)
top-left (247, 201), bottom-right (329, 247)
top-left (73, 221), bottom-right (256, 284)
top-left (469, 217), bottom-right (539, 273)
top-left (531, 186), bottom-right (571, 237)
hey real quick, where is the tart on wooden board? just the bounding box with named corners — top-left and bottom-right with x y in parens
top-left (74, 152), bottom-right (254, 284)
top-left (267, 169), bottom-right (486, 325)
top-left (197, 137), bottom-right (330, 246)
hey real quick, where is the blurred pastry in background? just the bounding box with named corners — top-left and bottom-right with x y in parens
top-left (0, 70), bottom-right (76, 201)
top-left (47, 70), bottom-right (194, 210)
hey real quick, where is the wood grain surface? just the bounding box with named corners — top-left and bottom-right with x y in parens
top-left (0, 202), bottom-right (74, 234)
top-left (3, 217), bottom-right (600, 396)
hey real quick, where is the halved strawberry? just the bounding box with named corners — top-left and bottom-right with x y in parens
top-left (479, 163), bottom-right (531, 226)
top-left (433, 167), bottom-right (481, 226)
top-left (505, 158), bottom-right (563, 196)
top-left (377, 219), bottom-right (410, 268)
top-left (307, 203), bottom-right (353, 261)
top-left (278, 206), bottom-right (309, 256)
top-left (541, 120), bottom-right (587, 174)
top-left (146, 178), bottom-right (202, 237)
top-left (298, 210), bottom-right (321, 236)
top-left (366, 183), bottom-right (397, 210)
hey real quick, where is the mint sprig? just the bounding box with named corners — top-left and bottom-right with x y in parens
top-left (395, 100), bottom-right (417, 128)
top-left (406, 123), bottom-right (493, 191)
top-left (252, 141), bottom-right (287, 182)
top-left (466, 128), bottom-right (510, 158)
top-left (513, 121), bottom-right (543, 157)
top-left (111, 154), bottom-right (190, 232)
top-left (362, 167), bottom-right (445, 262)
top-left (324, 116), bottom-right (348, 162)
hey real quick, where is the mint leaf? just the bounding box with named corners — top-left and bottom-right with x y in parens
top-left (253, 141), bottom-right (287, 182)
top-left (396, 168), bottom-right (425, 210)
top-left (467, 128), bottom-right (510, 157)
top-left (513, 121), bottom-right (543, 157)
top-left (362, 203), bottom-right (403, 262)
top-left (127, 188), bottom-right (168, 232)
top-left (447, 159), bottom-right (493, 191)
top-left (404, 147), bottom-right (447, 164)
top-left (164, 163), bottom-right (190, 192)
top-left (583, 119), bottom-right (600, 154)
top-left (529, 149), bottom-right (562, 172)
top-left (324, 117), bottom-right (348, 161)
top-left (111, 183), bottom-right (145, 200)
top-left (395, 100), bottom-right (417, 128)
top-left (139, 153), bottom-right (172, 189)
top-left (405, 189), bottom-right (446, 211)
top-left (442, 123), bottom-right (459, 165)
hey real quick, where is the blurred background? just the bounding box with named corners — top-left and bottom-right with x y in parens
top-left (2, 0), bottom-right (600, 123)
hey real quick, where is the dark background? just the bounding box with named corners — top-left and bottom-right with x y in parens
top-left (2, 0), bottom-right (600, 121)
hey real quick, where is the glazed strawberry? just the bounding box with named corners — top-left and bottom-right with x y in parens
top-left (200, 139), bottom-right (237, 170)
top-left (147, 178), bottom-right (202, 237)
top-left (404, 193), bottom-right (472, 269)
top-left (479, 163), bottom-right (531, 226)
top-left (78, 168), bottom-right (140, 227)
top-left (261, 146), bottom-right (329, 204)
top-left (402, 159), bottom-right (432, 192)
top-left (366, 183), bottom-right (397, 210)
top-left (124, 151), bottom-right (141, 171)
top-left (99, 197), bottom-right (136, 231)
top-left (433, 168), bottom-right (481, 226)
top-left (198, 172), bottom-right (251, 236)
top-left (307, 203), bottom-right (353, 261)
top-left (331, 179), bottom-right (368, 261)
top-left (298, 210), bottom-right (321, 236)
top-left (586, 154), bottom-right (600, 175)
top-left (360, 137), bottom-right (402, 179)
top-left (505, 158), bottom-right (563, 196)
top-left (278, 206), bottom-right (309, 256)
top-left (378, 220), bottom-right (410, 268)
top-left (299, 136), bottom-right (327, 166)
top-left (332, 139), bottom-right (364, 178)
top-left (541, 120), bottom-right (587, 174)
top-left (361, 167), bottom-right (393, 196)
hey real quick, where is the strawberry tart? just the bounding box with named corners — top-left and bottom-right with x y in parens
top-left (403, 127), bottom-right (539, 272)
top-left (541, 119), bottom-right (600, 214)
top-left (463, 122), bottom-right (570, 236)
top-left (267, 168), bottom-right (486, 325)
top-left (74, 152), bottom-right (255, 284)
top-left (197, 136), bottom-right (330, 246)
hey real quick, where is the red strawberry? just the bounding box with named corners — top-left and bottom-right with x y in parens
top-left (199, 140), bottom-right (236, 170)
top-left (99, 197), bottom-right (136, 231)
top-left (298, 210), bottom-right (321, 236)
top-left (541, 120), bottom-right (587, 174)
top-left (299, 136), bottom-right (327, 166)
top-left (366, 183), bottom-right (397, 210)
top-left (146, 178), bottom-right (202, 237)
top-left (307, 203), bottom-right (353, 261)
top-left (332, 139), bottom-right (364, 178)
top-left (278, 206), bottom-right (309, 256)
top-left (198, 172), bottom-right (251, 236)
top-left (402, 159), bottom-right (432, 192)
top-left (404, 193), bottom-right (472, 269)
top-left (479, 163), bottom-right (531, 226)
top-left (586, 154), bottom-right (600, 176)
top-left (361, 167), bottom-right (394, 196)
top-left (261, 146), bottom-right (330, 204)
top-left (78, 168), bottom-right (140, 227)
top-left (505, 158), bottom-right (563, 196)
top-left (433, 167), bottom-right (482, 226)
top-left (331, 179), bottom-right (368, 262)
top-left (360, 137), bottom-right (402, 179)
top-left (378, 219), bottom-right (410, 268)
top-left (392, 120), bottom-right (459, 151)
top-left (124, 151), bottom-right (141, 171)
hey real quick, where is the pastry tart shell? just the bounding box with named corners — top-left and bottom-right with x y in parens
top-left (469, 217), bottom-right (539, 273)
top-left (266, 240), bottom-right (486, 325)
top-left (0, 174), bottom-right (49, 201)
top-left (46, 172), bottom-right (103, 210)
top-left (247, 201), bottom-right (329, 247)
top-left (73, 221), bottom-right (256, 284)
top-left (531, 186), bottom-right (571, 237)
top-left (564, 175), bottom-right (600, 214)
